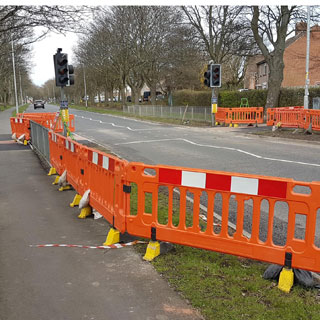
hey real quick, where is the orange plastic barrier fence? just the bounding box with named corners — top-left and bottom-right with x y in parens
top-left (267, 108), bottom-right (303, 127)
top-left (10, 117), bottom-right (30, 140)
top-left (216, 107), bottom-right (264, 125)
top-left (48, 132), bottom-right (129, 233)
top-left (17, 112), bottom-right (75, 133)
top-left (303, 110), bottom-right (320, 131)
top-left (267, 108), bottom-right (320, 131)
top-left (45, 130), bottom-right (320, 273)
top-left (215, 108), bottom-right (227, 123)
top-left (125, 162), bottom-right (320, 272)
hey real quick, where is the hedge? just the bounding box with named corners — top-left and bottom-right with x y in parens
top-left (172, 87), bottom-right (320, 108)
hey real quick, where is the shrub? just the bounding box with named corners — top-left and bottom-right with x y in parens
top-left (172, 87), bottom-right (320, 108)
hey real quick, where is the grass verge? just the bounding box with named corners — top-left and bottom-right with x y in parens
top-left (0, 105), bottom-right (13, 112)
top-left (11, 104), bottom-right (29, 117)
top-left (129, 184), bottom-right (320, 320)
top-left (69, 104), bottom-right (211, 127)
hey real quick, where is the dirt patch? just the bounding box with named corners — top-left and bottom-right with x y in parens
top-left (251, 127), bottom-right (320, 142)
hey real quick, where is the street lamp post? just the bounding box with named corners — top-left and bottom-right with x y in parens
top-left (11, 39), bottom-right (19, 114)
top-left (304, 6), bottom-right (311, 109)
top-left (19, 69), bottom-right (23, 105)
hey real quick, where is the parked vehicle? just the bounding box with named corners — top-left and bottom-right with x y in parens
top-left (143, 91), bottom-right (163, 102)
top-left (34, 100), bottom-right (45, 109)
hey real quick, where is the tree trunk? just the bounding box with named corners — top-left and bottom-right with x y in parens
top-left (265, 56), bottom-right (285, 110)
top-left (120, 88), bottom-right (125, 105)
top-left (150, 84), bottom-right (156, 105)
top-left (134, 90), bottom-right (140, 105)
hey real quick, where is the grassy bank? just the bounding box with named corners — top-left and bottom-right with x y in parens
top-left (69, 104), bottom-right (211, 127)
top-left (0, 105), bottom-right (13, 112)
top-left (129, 184), bottom-right (320, 320)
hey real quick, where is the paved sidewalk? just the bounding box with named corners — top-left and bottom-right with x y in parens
top-left (0, 108), bottom-right (203, 320)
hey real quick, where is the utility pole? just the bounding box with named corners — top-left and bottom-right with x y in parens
top-left (11, 39), bottom-right (19, 114)
top-left (304, 5), bottom-right (311, 109)
top-left (19, 69), bottom-right (23, 105)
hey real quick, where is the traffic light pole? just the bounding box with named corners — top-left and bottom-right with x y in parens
top-left (60, 86), bottom-right (69, 137)
top-left (211, 88), bottom-right (217, 127)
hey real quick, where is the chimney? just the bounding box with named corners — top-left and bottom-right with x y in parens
top-left (295, 22), bottom-right (307, 35)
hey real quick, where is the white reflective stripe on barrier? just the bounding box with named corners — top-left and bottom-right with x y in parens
top-left (93, 152), bottom-right (98, 165)
top-left (181, 171), bottom-right (206, 189)
top-left (102, 156), bottom-right (109, 170)
top-left (231, 176), bottom-right (259, 195)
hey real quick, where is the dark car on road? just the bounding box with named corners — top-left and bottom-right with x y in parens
top-left (34, 100), bottom-right (45, 109)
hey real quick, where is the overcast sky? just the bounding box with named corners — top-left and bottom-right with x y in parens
top-left (30, 29), bottom-right (79, 87)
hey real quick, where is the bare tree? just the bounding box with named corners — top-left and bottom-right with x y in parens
top-left (251, 6), bottom-right (296, 109)
top-left (250, 6), bottom-right (320, 109)
top-left (0, 6), bottom-right (91, 44)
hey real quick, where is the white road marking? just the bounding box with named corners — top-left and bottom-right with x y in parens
top-left (75, 114), bottom-right (155, 132)
top-left (115, 138), bottom-right (320, 168)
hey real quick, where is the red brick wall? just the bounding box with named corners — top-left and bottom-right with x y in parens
top-left (282, 29), bottom-right (320, 87)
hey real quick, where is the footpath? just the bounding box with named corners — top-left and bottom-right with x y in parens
top-left (0, 107), bottom-right (202, 320)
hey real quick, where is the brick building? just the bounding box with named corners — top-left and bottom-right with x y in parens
top-left (244, 23), bottom-right (320, 89)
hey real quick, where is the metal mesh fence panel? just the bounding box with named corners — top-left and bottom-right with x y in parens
top-left (30, 120), bottom-right (50, 164)
top-left (123, 105), bottom-right (211, 123)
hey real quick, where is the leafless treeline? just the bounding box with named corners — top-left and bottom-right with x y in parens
top-left (1, 5), bottom-right (319, 108)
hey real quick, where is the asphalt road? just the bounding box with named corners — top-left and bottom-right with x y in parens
top-left (29, 104), bottom-right (320, 246)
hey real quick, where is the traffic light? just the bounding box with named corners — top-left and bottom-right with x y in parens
top-left (53, 48), bottom-right (74, 87)
top-left (211, 64), bottom-right (221, 87)
top-left (204, 64), bottom-right (211, 87)
top-left (68, 64), bottom-right (74, 86)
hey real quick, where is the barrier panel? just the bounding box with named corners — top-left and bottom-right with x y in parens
top-left (48, 132), bottom-right (129, 233)
top-left (303, 110), bottom-right (320, 131)
top-left (10, 117), bottom-right (30, 140)
top-left (267, 108), bottom-right (303, 128)
top-left (225, 107), bottom-right (264, 125)
top-left (216, 107), bottom-right (263, 125)
top-left (48, 132), bottom-right (68, 175)
top-left (18, 112), bottom-right (75, 133)
top-left (125, 162), bottom-right (320, 272)
top-left (215, 108), bottom-right (227, 123)
top-left (267, 108), bottom-right (320, 131)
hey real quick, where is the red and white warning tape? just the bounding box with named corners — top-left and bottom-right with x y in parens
top-left (30, 240), bottom-right (145, 249)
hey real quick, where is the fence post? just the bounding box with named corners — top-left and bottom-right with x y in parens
top-left (192, 107), bottom-right (194, 120)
